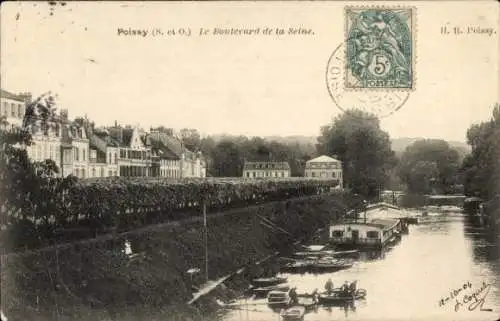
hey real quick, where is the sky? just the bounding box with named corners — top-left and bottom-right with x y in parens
top-left (1, 1), bottom-right (498, 142)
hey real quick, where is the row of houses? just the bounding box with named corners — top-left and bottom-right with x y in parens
top-left (242, 155), bottom-right (344, 188)
top-left (1, 89), bottom-right (206, 179)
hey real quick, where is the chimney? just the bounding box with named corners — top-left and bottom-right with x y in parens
top-left (60, 109), bottom-right (68, 121)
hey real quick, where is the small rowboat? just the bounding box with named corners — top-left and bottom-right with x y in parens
top-left (311, 258), bottom-right (354, 272)
top-left (318, 289), bottom-right (367, 304)
top-left (280, 305), bottom-right (306, 320)
top-left (267, 290), bottom-right (291, 307)
top-left (297, 296), bottom-right (318, 309)
top-left (252, 276), bottom-right (287, 287)
top-left (252, 284), bottom-right (290, 297)
top-left (281, 260), bottom-right (315, 272)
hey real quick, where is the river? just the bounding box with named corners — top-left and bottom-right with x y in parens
top-left (216, 210), bottom-right (500, 321)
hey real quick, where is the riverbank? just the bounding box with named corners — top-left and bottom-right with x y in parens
top-left (1, 192), bottom-right (350, 321)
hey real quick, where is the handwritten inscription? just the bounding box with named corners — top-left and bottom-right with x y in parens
top-left (438, 281), bottom-right (492, 312)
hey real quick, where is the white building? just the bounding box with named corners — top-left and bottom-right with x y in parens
top-left (147, 130), bottom-right (206, 178)
top-left (304, 155), bottom-right (343, 187)
top-left (242, 161), bottom-right (291, 178)
top-left (0, 89), bottom-right (30, 130)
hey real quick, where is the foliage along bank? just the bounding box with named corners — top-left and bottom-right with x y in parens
top-left (2, 176), bottom-right (340, 252)
top-left (1, 191), bottom-right (350, 321)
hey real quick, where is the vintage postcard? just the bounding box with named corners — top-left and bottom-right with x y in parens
top-left (0, 1), bottom-right (499, 321)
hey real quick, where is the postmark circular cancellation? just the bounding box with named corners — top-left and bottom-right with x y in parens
top-left (326, 6), bottom-right (416, 118)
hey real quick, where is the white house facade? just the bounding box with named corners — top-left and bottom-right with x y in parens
top-left (304, 155), bottom-right (343, 188)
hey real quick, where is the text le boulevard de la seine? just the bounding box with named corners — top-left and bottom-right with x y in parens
top-left (116, 27), bottom-right (315, 38)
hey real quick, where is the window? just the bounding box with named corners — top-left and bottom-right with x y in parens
top-left (100, 168), bottom-right (104, 177)
top-left (312, 172), bottom-right (316, 177)
top-left (17, 105), bottom-right (22, 118)
top-left (367, 231), bottom-right (380, 239)
top-left (75, 168), bottom-right (80, 178)
top-left (11, 103), bottom-right (15, 117)
top-left (108, 170), bottom-right (112, 177)
top-left (92, 168), bottom-right (96, 177)
top-left (74, 147), bottom-right (79, 161)
top-left (2, 102), bottom-right (6, 115)
top-left (82, 148), bottom-right (86, 161)
top-left (332, 172), bottom-right (336, 178)
top-left (82, 169), bottom-right (85, 178)
top-left (252, 172), bottom-right (256, 178)
top-left (64, 150), bottom-right (71, 163)
top-left (332, 230), bottom-right (344, 238)
top-left (114, 153), bottom-right (117, 164)
top-left (246, 172), bottom-right (250, 177)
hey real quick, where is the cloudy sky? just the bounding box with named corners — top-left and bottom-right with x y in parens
top-left (1, 1), bottom-right (498, 142)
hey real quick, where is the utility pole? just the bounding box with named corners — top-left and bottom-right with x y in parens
top-left (363, 200), bottom-right (367, 224)
top-left (203, 198), bottom-right (208, 282)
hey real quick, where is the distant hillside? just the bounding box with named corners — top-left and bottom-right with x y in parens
top-left (264, 135), bottom-right (318, 146)
top-left (209, 134), bottom-right (471, 160)
top-left (391, 137), bottom-right (471, 159)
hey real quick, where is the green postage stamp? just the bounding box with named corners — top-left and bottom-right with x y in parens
top-left (345, 7), bottom-right (415, 90)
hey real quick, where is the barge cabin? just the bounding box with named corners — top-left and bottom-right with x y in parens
top-left (329, 218), bottom-right (403, 249)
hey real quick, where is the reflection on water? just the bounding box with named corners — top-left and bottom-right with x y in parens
top-left (218, 212), bottom-right (500, 321)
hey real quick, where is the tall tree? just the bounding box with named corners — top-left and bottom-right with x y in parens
top-left (179, 128), bottom-right (201, 151)
top-left (397, 139), bottom-right (461, 194)
top-left (462, 103), bottom-right (500, 199)
top-left (210, 140), bottom-right (243, 177)
top-left (0, 94), bottom-right (77, 239)
top-left (316, 109), bottom-right (396, 199)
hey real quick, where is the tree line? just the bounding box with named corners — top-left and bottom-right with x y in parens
top-left (3, 92), bottom-right (498, 226)
top-left (153, 109), bottom-right (478, 199)
top-left (462, 104), bottom-right (500, 199)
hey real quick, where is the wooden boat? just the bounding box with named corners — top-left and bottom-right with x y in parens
top-left (281, 260), bottom-right (315, 272)
top-left (297, 296), bottom-right (318, 309)
top-left (294, 249), bottom-right (359, 258)
top-left (252, 276), bottom-right (287, 287)
top-left (252, 284), bottom-right (290, 296)
top-left (280, 305), bottom-right (305, 320)
top-left (318, 288), bottom-right (367, 304)
top-left (311, 258), bottom-right (354, 272)
top-left (267, 289), bottom-right (291, 306)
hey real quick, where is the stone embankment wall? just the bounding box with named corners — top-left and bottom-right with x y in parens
top-left (1, 192), bottom-right (349, 321)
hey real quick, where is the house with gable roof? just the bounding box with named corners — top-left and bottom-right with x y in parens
top-left (304, 155), bottom-right (343, 188)
top-left (146, 130), bottom-right (206, 178)
top-left (107, 123), bottom-right (154, 177)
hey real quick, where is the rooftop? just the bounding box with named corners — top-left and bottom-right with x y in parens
top-left (0, 89), bottom-right (24, 102)
top-left (243, 161), bottom-right (290, 170)
top-left (307, 155), bottom-right (341, 163)
top-left (333, 218), bottom-right (400, 230)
